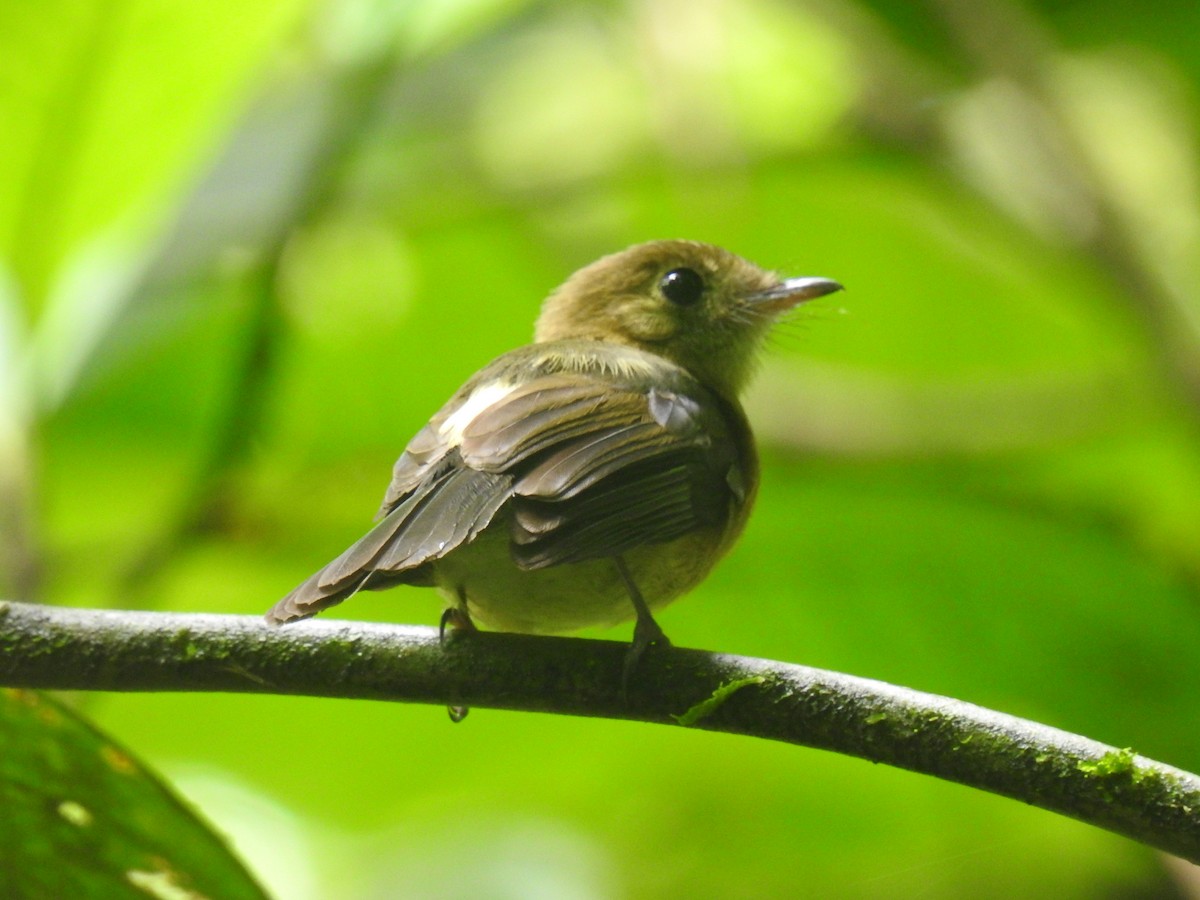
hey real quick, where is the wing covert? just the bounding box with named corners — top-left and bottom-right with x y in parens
top-left (452, 373), bottom-right (740, 570)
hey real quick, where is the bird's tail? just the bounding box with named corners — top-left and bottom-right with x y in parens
top-left (266, 465), bottom-right (509, 625)
top-left (264, 569), bottom-right (363, 624)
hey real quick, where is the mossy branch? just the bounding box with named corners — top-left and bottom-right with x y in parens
top-left (1, 600), bottom-right (1198, 863)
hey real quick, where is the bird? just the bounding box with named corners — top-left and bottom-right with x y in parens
top-left (266, 240), bottom-right (841, 676)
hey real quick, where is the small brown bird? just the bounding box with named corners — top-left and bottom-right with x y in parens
top-left (267, 240), bottom-right (840, 669)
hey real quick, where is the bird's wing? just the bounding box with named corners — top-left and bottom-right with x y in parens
top-left (266, 368), bottom-right (741, 623)
top-left (460, 375), bottom-right (740, 569)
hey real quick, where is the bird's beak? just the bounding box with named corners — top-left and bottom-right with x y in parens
top-left (745, 277), bottom-right (843, 314)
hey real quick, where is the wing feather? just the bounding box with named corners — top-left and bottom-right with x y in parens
top-left (374, 467), bottom-right (511, 571)
top-left (462, 380), bottom-right (638, 470)
top-left (512, 421), bottom-right (677, 499)
top-left (512, 461), bottom-right (700, 568)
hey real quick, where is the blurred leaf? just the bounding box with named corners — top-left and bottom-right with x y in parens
top-left (398, 0), bottom-right (536, 60)
top-left (0, 0), bottom-right (308, 406)
top-left (0, 0), bottom-right (308, 309)
top-left (1039, 0), bottom-right (1200, 86)
top-left (0, 270), bottom-right (30, 463)
top-left (0, 689), bottom-right (265, 899)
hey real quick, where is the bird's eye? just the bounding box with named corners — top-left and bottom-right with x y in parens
top-left (659, 267), bottom-right (705, 306)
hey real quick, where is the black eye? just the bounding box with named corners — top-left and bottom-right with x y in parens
top-left (659, 267), bottom-right (704, 306)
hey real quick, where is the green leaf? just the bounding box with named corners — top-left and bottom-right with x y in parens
top-left (0, 689), bottom-right (266, 900)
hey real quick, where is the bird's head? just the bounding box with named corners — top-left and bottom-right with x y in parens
top-left (535, 240), bottom-right (841, 398)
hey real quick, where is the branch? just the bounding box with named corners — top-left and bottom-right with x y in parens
top-left (2, 601), bottom-right (1198, 863)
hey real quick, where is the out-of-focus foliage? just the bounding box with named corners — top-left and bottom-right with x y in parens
top-left (0, 689), bottom-right (265, 899)
top-left (2, 0), bottom-right (1199, 896)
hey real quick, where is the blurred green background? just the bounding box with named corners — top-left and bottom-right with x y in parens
top-left (3, 0), bottom-right (1200, 896)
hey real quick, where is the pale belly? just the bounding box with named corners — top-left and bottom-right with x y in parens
top-left (428, 524), bottom-right (728, 634)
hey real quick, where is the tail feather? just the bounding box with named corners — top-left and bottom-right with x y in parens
top-left (266, 493), bottom-right (436, 625)
top-left (265, 568), bottom-right (360, 624)
top-left (267, 464), bottom-right (512, 625)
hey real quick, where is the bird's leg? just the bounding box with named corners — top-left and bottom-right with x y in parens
top-left (442, 587), bottom-right (475, 723)
top-left (439, 589), bottom-right (477, 644)
top-left (615, 556), bottom-right (670, 691)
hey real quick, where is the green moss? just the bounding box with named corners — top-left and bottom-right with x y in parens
top-left (1077, 747), bottom-right (1140, 779)
top-left (672, 676), bottom-right (766, 727)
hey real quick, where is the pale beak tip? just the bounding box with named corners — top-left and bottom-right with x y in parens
top-left (781, 277), bottom-right (843, 300)
top-left (747, 276), bottom-right (844, 311)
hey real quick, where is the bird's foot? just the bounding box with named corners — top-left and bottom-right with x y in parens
top-left (439, 606), bottom-right (477, 644)
top-left (623, 614), bottom-right (671, 692)
top-left (440, 600), bottom-right (476, 722)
